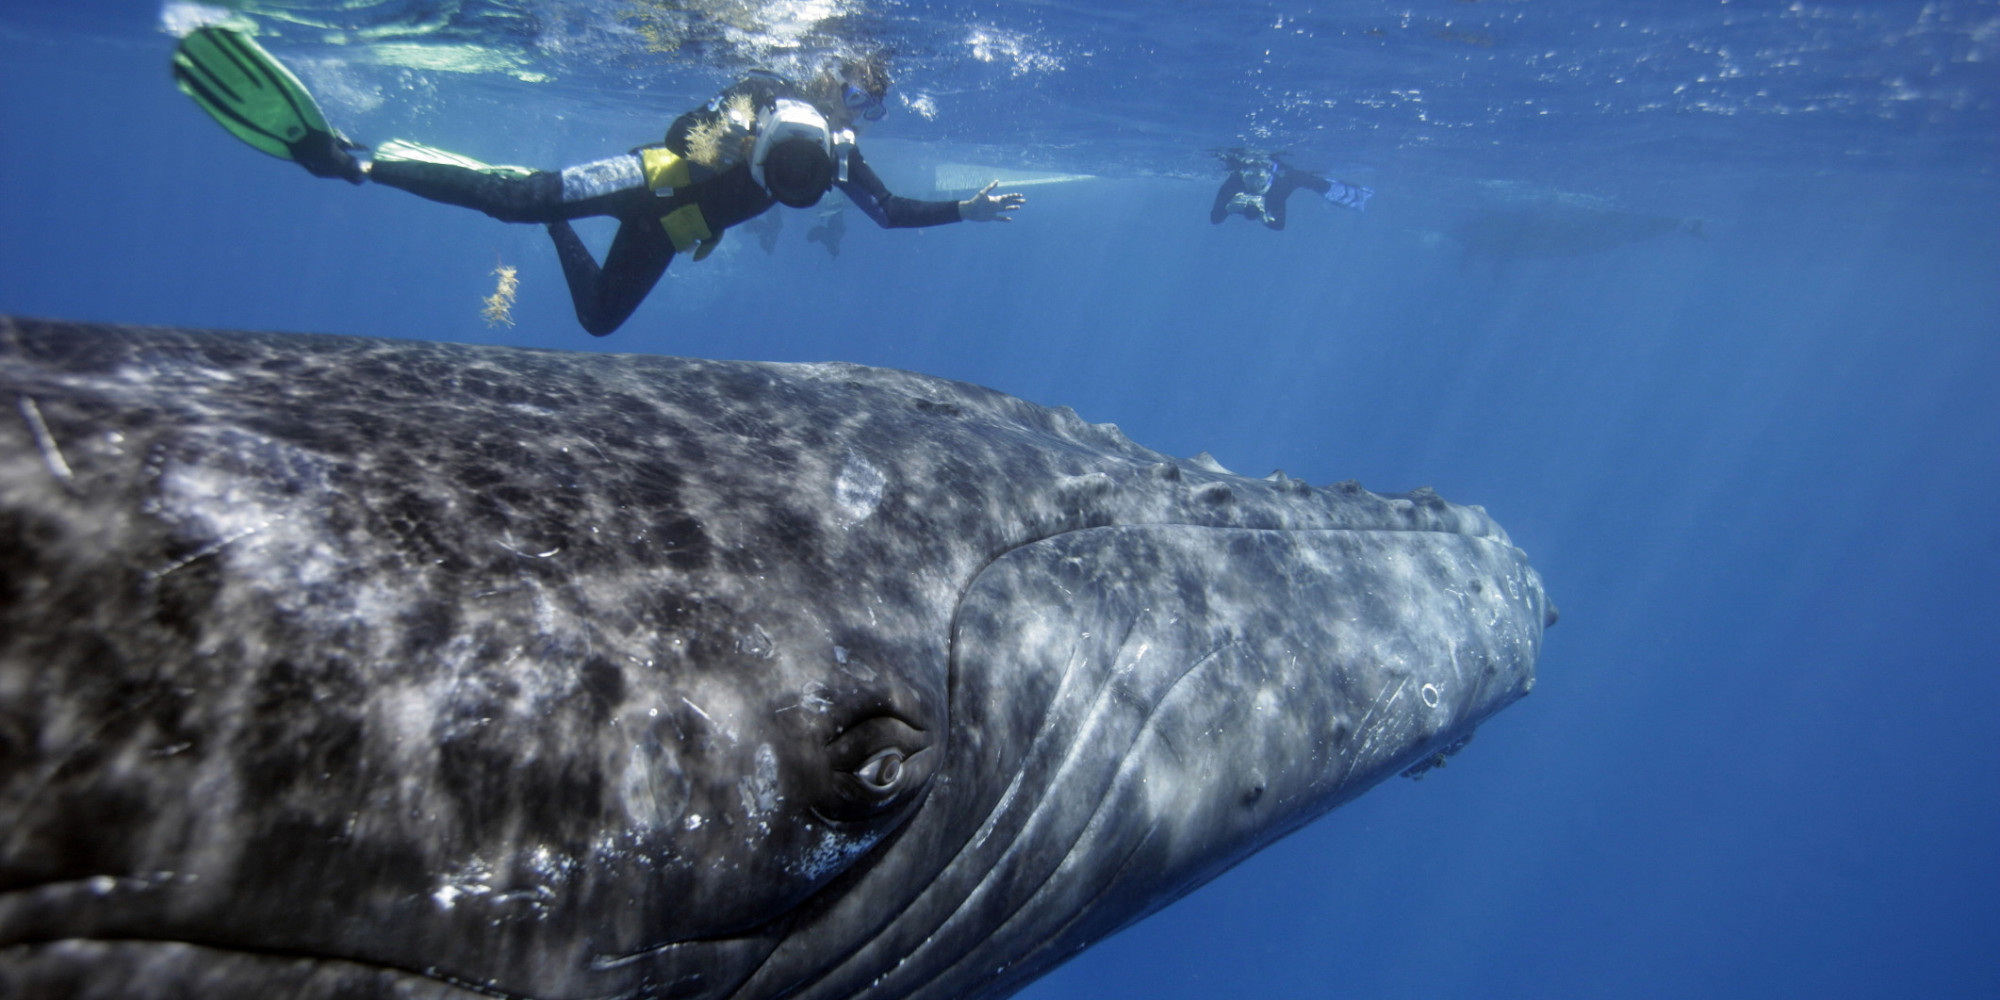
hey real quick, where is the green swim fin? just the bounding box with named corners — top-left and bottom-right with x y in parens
top-left (172, 27), bottom-right (364, 183)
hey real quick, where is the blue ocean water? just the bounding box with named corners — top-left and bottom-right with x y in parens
top-left (2, 1), bottom-right (1997, 998)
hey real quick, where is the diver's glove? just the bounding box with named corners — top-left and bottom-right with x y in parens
top-left (1325, 182), bottom-right (1373, 212)
top-left (293, 131), bottom-right (368, 185)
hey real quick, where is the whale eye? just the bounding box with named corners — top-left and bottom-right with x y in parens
top-left (816, 715), bottom-right (934, 823)
top-left (853, 748), bottom-right (906, 791)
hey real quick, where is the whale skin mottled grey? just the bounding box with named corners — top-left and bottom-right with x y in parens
top-left (0, 316), bottom-right (1552, 1000)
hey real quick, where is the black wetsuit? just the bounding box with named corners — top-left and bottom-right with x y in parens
top-left (1208, 162), bottom-right (1336, 232)
top-left (368, 76), bottom-right (962, 336)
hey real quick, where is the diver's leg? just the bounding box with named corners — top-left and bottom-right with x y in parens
top-left (547, 218), bottom-right (675, 337)
top-left (1288, 169), bottom-right (1374, 212)
top-left (1289, 171), bottom-right (1333, 199)
top-left (367, 160), bottom-right (569, 224)
top-left (1322, 179), bottom-right (1373, 212)
top-left (368, 151), bottom-right (655, 225)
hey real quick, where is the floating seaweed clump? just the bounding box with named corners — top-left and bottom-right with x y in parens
top-left (482, 260), bottom-right (519, 327)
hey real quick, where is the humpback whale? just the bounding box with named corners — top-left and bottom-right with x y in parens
top-left (0, 316), bottom-right (1552, 1000)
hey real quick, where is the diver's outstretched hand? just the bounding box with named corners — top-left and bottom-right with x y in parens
top-left (960, 181), bottom-right (1026, 222)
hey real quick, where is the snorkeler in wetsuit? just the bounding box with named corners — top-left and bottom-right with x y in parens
top-left (1209, 149), bottom-right (1372, 231)
top-left (171, 27), bottom-right (1026, 336)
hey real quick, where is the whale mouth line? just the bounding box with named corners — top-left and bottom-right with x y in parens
top-left (1114, 520), bottom-right (1500, 540)
top-left (2, 878), bottom-right (758, 998)
top-left (0, 880), bottom-right (526, 997)
top-left (0, 936), bottom-right (528, 999)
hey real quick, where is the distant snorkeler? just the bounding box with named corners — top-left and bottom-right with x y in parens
top-left (806, 206), bottom-right (848, 258)
top-left (742, 210), bottom-right (785, 255)
top-left (1209, 149), bottom-right (1372, 231)
top-left (171, 27), bottom-right (1026, 336)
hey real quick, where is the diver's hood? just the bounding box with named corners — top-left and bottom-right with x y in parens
top-left (750, 98), bottom-right (855, 194)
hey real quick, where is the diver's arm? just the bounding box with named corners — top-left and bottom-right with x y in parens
top-left (836, 153), bottom-right (978, 228)
top-left (1210, 173), bottom-right (1247, 224)
top-left (1262, 193), bottom-right (1289, 231)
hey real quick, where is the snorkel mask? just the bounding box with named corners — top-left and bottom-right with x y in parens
top-left (1240, 162), bottom-right (1274, 195)
top-left (843, 83), bottom-right (886, 122)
